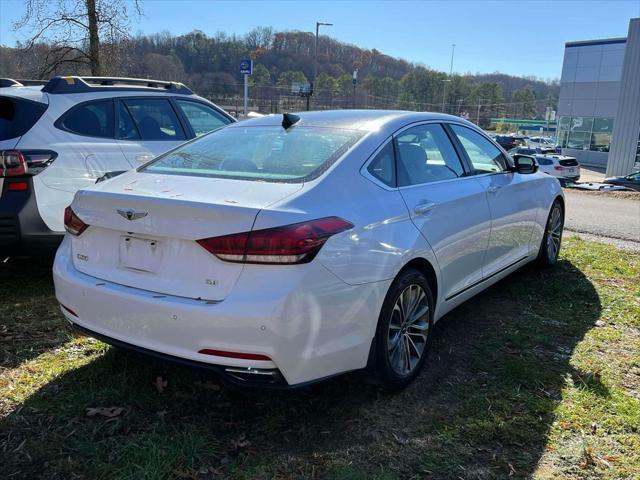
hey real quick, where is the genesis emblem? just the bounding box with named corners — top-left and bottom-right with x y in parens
top-left (117, 209), bottom-right (148, 221)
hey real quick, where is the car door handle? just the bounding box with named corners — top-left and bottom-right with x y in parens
top-left (487, 185), bottom-right (501, 194)
top-left (414, 201), bottom-right (437, 215)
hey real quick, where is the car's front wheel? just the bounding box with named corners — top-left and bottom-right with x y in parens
top-left (538, 199), bottom-right (564, 266)
top-left (373, 268), bottom-right (434, 390)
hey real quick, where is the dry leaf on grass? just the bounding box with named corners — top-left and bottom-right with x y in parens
top-left (85, 407), bottom-right (124, 418)
top-left (153, 376), bottom-right (168, 393)
top-left (194, 380), bottom-right (221, 391)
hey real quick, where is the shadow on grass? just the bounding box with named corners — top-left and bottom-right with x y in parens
top-left (0, 259), bottom-right (601, 479)
top-left (0, 255), bottom-right (69, 369)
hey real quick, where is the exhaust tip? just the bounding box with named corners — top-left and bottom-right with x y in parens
top-left (224, 366), bottom-right (284, 385)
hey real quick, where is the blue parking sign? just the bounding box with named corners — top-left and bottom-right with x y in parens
top-left (240, 59), bottom-right (253, 75)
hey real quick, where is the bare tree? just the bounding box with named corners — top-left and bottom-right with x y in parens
top-left (13, 0), bottom-right (142, 77)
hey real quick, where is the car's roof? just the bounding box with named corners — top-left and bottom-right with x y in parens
top-left (0, 85), bottom-right (49, 104)
top-left (229, 109), bottom-right (475, 132)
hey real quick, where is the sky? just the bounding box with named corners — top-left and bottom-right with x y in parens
top-left (1, 0), bottom-right (638, 79)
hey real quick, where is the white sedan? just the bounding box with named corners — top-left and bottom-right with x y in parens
top-left (53, 110), bottom-right (564, 389)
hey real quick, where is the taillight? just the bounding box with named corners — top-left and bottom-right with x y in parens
top-left (64, 206), bottom-right (89, 236)
top-left (197, 217), bottom-right (353, 264)
top-left (0, 150), bottom-right (27, 177)
top-left (554, 166), bottom-right (563, 171)
top-left (0, 149), bottom-right (57, 177)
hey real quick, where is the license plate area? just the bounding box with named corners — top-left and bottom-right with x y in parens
top-left (119, 235), bottom-right (162, 273)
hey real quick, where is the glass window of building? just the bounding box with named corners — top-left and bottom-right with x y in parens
top-left (567, 117), bottom-right (594, 150)
top-left (557, 116), bottom-right (570, 148)
top-left (591, 118), bottom-right (614, 152)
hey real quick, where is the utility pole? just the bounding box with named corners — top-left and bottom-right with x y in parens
top-left (313, 21), bottom-right (333, 110)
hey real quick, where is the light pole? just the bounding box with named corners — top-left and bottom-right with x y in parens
top-left (449, 43), bottom-right (456, 76)
top-left (441, 44), bottom-right (455, 114)
top-left (313, 21), bottom-right (333, 109)
top-left (441, 79), bottom-right (451, 113)
top-left (476, 98), bottom-right (485, 125)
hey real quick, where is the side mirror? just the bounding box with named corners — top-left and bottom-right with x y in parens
top-left (513, 155), bottom-right (538, 174)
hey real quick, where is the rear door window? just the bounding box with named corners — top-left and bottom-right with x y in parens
top-left (60, 100), bottom-right (114, 138)
top-left (121, 98), bottom-right (185, 141)
top-left (117, 102), bottom-right (140, 140)
top-left (175, 100), bottom-right (230, 137)
top-left (0, 96), bottom-right (48, 140)
top-left (395, 123), bottom-right (465, 186)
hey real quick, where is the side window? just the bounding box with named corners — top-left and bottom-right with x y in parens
top-left (450, 125), bottom-right (507, 174)
top-left (367, 141), bottom-right (396, 187)
top-left (117, 102), bottom-right (140, 140)
top-left (395, 124), bottom-right (465, 187)
top-left (121, 98), bottom-right (185, 141)
top-left (60, 100), bottom-right (114, 138)
top-left (175, 100), bottom-right (230, 137)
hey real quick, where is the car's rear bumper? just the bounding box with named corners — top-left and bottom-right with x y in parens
top-left (53, 237), bottom-right (388, 386)
top-left (0, 177), bottom-right (62, 255)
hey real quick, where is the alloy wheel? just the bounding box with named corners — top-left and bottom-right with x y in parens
top-left (387, 284), bottom-right (430, 376)
top-left (546, 205), bottom-right (563, 262)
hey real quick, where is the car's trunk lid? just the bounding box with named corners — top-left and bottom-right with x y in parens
top-left (70, 172), bottom-right (302, 300)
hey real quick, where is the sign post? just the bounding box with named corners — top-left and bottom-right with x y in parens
top-left (239, 59), bottom-right (253, 117)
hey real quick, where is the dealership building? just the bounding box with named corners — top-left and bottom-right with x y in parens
top-left (557, 17), bottom-right (639, 176)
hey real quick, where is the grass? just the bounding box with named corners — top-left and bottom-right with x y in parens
top-left (0, 237), bottom-right (638, 479)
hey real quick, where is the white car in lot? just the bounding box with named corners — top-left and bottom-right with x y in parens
top-left (0, 76), bottom-right (234, 255)
top-left (509, 147), bottom-right (580, 184)
top-left (54, 110), bottom-right (565, 389)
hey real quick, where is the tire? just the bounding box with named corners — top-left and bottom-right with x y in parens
top-left (537, 199), bottom-right (564, 267)
top-left (372, 268), bottom-right (434, 390)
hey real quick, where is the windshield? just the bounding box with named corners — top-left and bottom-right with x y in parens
top-left (142, 125), bottom-right (364, 182)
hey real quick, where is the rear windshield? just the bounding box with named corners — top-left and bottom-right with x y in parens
top-left (0, 96), bottom-right (48, 141)
top-left (141, 125), bottom-right (364, 182)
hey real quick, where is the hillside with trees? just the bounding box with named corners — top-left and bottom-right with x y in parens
top-left (0, 26), bottom-right (559, 126)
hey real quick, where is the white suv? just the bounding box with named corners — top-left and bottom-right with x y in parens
top-left (0, 76), bottom-right (235, 255)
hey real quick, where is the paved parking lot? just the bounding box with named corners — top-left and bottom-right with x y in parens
top-left (564, 189), bottom-right (640, 251)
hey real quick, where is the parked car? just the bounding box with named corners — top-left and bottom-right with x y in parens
top-left (494, 135), bottom-right (525, 151)
top-left (526, 136), bottom-right (561, 153)
top-left (53, 110), bottom-right (564, 390)
top-left (602, 171), bottom-right (640, 191)
top-left (0, 76), bottom-right (235, 255)
top-left (509, 147), bottom-right (580, 184)
top-left (495, 134), bottom-right (533, 149)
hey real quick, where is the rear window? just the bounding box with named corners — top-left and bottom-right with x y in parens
top-left (141, 125), bottom-right (364, 182)
top-left (0, 96), bottom-right (47, 141)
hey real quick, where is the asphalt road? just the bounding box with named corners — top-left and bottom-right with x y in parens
top-left (564, 189), bottom-right (640, 251)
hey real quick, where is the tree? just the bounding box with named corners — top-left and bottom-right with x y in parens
top-left (13, 0), bottom-right (142, 76)
top-left (277, 70), bottom-right (308, 89)
top-left (249, 63), bottom-right (272, 86)
top-left (512, 87), bottom-right (537, 119)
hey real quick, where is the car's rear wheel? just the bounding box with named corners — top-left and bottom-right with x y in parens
top-left (538, 199), bottom-right (564, 266)
top-left (373, 268), bottom-right (434, 390)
